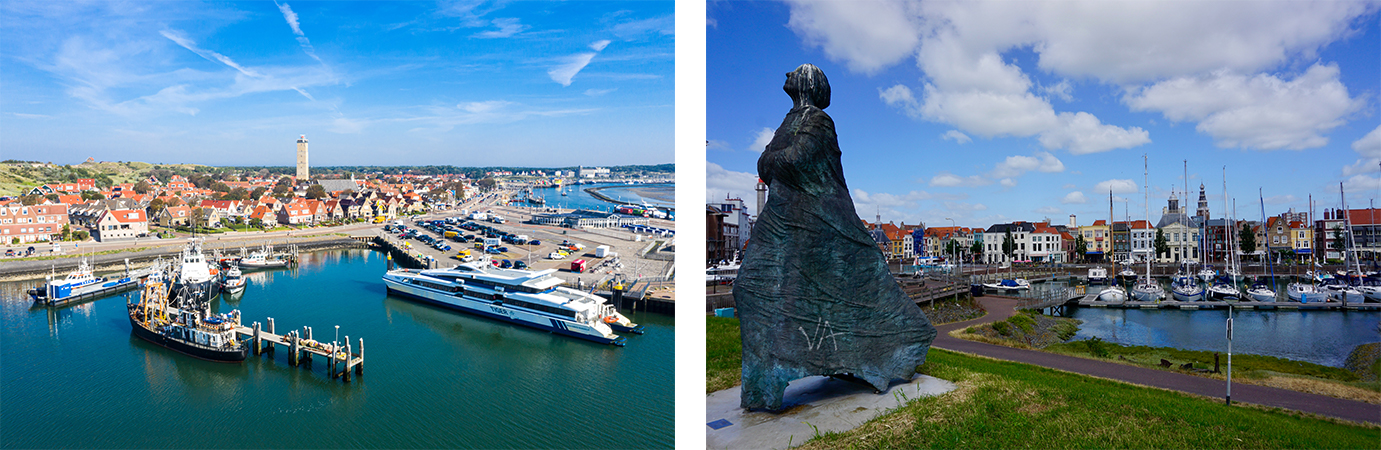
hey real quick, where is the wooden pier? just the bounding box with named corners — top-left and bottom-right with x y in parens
top-left (238, 316), bottom-right (365, 382)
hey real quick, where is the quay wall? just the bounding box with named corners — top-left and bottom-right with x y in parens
top-left (0, 236), bottom-right (362, 281)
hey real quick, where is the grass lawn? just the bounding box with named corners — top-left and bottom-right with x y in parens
top-left (707, 317), bottom-right (1378, 448)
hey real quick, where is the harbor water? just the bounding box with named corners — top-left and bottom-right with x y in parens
top-left (0, 249), bottom-right (673, 449)
top-left (1015, 278), bottom-right (1380, 367)
top-left (525, 182), bottom-right (674, 211)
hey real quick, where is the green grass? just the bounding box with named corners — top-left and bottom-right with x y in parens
top-left (707, 317), bottom-right (1377, 448)
top-left (707, 317), bottom-right (742, 393)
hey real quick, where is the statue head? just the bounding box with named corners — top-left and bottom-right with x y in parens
top-left (784, 64), bottom-right (830, 109)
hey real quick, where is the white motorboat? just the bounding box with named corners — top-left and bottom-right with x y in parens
top-left (222, 267), bottom-right (246, 294)
top-left (1086, 267), bottom-right (1109, 285)
top-left (175, 242), bottom-right (218, 302)
top-left (382, 261), bottom-right (641, 345)
top-left (237, 247), bottom-right (290, 270)
top-left (983, 278), bottom-right (1031, 292)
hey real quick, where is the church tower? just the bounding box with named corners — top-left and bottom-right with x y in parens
top-left (1196, 183), bottom-right (1210, 220)
top-left (296, 135), bottom-right (309, 181)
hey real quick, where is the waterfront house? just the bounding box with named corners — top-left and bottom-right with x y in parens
top-left (1061, 231), bottom-right (1077, 262)
top-left (93, 209), bottom-right (147, 242)
top-left (706, 205), bottom-right (729, 264)
top-left (155, 205), bottom-right (192, 227)
top-left (1112, 221), bottom-right (1130, 263)
top-left (1316, 209), bottom-right (1346, 262)
top-left (0, 202), bottom-right (68, 244)
top-left (1078, 220), bottom-right (1110, 263)
top-left (1031, 222), bottom-right (1063, 263)
top-left (1155, 191), bottom-right (1201, 263)
top-left (982, 222), bottom-right (1037, 264)
top-left (277, 198), bottom-right (313, 225)
top-left (1266, 216), bottom-right (1292, 260)
top-left (1129, 220), bottom-right (1154, 264)
top-left (1290, 219), bottom-right (1314, 264)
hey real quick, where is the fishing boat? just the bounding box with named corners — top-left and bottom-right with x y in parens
top-left (237, 246), bottom-right (290, 270)
top-left (382, 261), bottom-right (641, 345)
top-left (221, 266), bottom-right (246, 294)
top-left (174, 241), bottom-right (218, 302)
top-left (128, 278), bottom-right (247, 362)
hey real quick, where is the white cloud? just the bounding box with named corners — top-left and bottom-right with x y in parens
top-left (999, 178), bottom-right (1017, 188)
top-left (1343, 174), bottom-right (1381, 193)
top-left (750, 127), bottom-right (774, 153)
top-left (590, 40), bottom-right (611, 51)
top-left (941, 130), bottom-right (971, 144)
top-left (707, 162), bottom-right (760, 214)
top-left (1343, 124), bottom-right (1381, 176)
top-left (781, 1), bottom-right (1372, 155)
top-left (277, 2), bottom-right (304, 36)
top-left (879, 84), bottom-right (921, 118)
top-left (783, 0), bottom-right (922, 74)
top-left (475, 18), bottom-right (527, 38)
top-left (1035, 206), bottom-right (1061, 214)
top-left (1126, 64), bottom-right (1361, 150)
top-left (1039, 112), bottom-right (1150, 154)
top-left (584, 88), bottom-right (617, 97)
top-left (1061, 191), bottom-right (1087, 204)
top-left (458, 100), bottom-right (513, 114)
top-left (1263, 195), bottom-right (1299, 205)
top-left (929, 172), bottom-right (990, 187)
top-left (329, 117), bottom-right (366, 134)
top-left (1093, 179), bottom-right (1139, 194)
top-left (160, 30), bottom-right (261, 78)
top-left (1062, 184), bottom-right (1076, 189)
top-left (548, 53), bottom-right (597, 86)
top-left (990, 151), bottom-right (1064, 178)
top-left (706, 139), bottom-right (731, 151)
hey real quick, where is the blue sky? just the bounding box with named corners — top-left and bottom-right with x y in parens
top-left (708, 1), bottom-right (1381, 230)
top-left (1, 1), bottom-right (673, 167)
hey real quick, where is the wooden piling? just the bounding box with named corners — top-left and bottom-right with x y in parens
top-left (265, 318), bottom-right (275, 355)
top-left (343, 339), bottom-right (353, 383)
top-left (329, 343), bottom-right (338, 379)
top-left (356, 337), bottom-right (364, 375)
top-left (252, 322), bottom-right (262, 356)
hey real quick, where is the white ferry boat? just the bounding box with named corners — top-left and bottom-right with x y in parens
top-left (382, 262), bottom-right (641, 346)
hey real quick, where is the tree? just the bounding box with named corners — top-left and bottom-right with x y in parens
top-left (81, 190), bottom-right (104, 201)
top-left (61, 224), bottom-right (71, 241)
top-left (1001, 229), bottom-right (1016, 263)
top-left (1074, 234), bottom-right (1087, 261)
top-left (250, 186), bottom-right (267, 199)
top-left (19, 194), bottom-right (42, 206)
top-left (306, 184), bottom-right (327, 200)
top-left (250, 217), bottom-right (263, 229)
top-left (190, 207), bottom-right (208, 230)
top-left (148, 198), bottom-right (166, 214)
top-left (969, 240), bottom-right (983, 258)
top-left (1332, 225), bottom-right (1347, 256)
top-left (44, 193), bottom-right (60, 203)
top-left (210, 182), bottom-right (231, 193)
top-left (277, 176), bottom-right (293, 187)
top-left (134, 180), bottom-right (151, 194)
top-left (224, 187), bottom-right (249, 201)
top-left (477, 178), bottom-right (498, 192)
top-left (73, 231), bottom-right (89, 241)
top-left (272, 182), bottom-right (292, 196)
top-left (1155, 228), bottom-right (1170, 259)
top-left (1238, 225), bottom-right (1256, 259)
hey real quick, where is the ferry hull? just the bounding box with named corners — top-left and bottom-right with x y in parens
top-left (127, 314), bottom-right (248, 363)
top-left (383, 279), bottom-right (626, 346)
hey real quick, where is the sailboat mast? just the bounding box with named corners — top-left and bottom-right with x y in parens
top-left (1109, 189), bottom-right (1116, 279)
top-left (1145, 154), bottom-right (1151, 279)
top-left (1260, 188), bottom-right (1276, 290)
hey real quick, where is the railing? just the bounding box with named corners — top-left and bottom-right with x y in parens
top-left (1016, 286), bottom-right (1083, 310)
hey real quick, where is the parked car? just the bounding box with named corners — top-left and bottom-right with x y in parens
top-left (4, 249), bottom-right (13, 257)
top-left (485, 247), bottom-right (502, 254)
top-left (529, 240), bottom-right (541, 246)
top-left (513, 260), bottom-right (528, 270)
top-left (500, 259), bottom-right (512, 268)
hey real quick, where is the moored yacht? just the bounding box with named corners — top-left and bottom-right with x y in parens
top-left (1246, 279), bottom-right (1276, 302)
top-left (1086, 267), bottom-right (1109, 285)
top-left (1206, 276), bottom-right (1241, 301)
top-left (382, 261), bottom-right (641, 345)
top-left (221, 267), bottom-right (246, 294)
top-left (237, 246), bottom-right (290, 270)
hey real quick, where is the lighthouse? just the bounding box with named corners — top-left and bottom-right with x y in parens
top-left (296, 135), bottom-right (309, 181)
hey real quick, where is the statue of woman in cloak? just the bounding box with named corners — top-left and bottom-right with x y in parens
top-left (734, 64), bottom-right (937, 411)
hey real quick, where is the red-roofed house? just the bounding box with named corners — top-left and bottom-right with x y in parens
top-left (277, 198), bottom-right (313, 225)
top-left (94, 209), bottom-right (147, 241)
top-left (0, 203), bottom-right (68, 244)
top-left (155, 205), bottom-right (192, 227)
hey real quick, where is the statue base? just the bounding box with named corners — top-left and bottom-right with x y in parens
top-left (705, 375), bottom-right (956, 450)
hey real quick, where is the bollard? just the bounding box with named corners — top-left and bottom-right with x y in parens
top-left (343, 342), bottom-right (353, 382)
top-left (266, 318), bottom-right (275, 355)
top-left (252, 322), bottom-right (261, 356)
top-left (356, 337), bottom-right (364, 375)
top-left (329, 343), bottom-right (338, 379)
top-left (289, 331), bottom-right (300, 366)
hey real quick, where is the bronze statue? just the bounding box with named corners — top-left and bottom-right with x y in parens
top-left (734, 64), bottom-right (937, 410)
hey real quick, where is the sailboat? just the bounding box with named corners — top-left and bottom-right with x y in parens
top-left (1098, 190), bottom-right (1128, 302)
top-left (1245, 188), bottom-right (1278, 302)
top-left (1130, 155), bottom-right (1165, 302)
top-left (1207, 167), bottom-right (1242, 301)
top-left (1325, 183), bottom-right (1365, 303)
top-left (1168, 163), bottom-right (1206, 302)
top-left (1287, 195), bottom-right (1326, 302)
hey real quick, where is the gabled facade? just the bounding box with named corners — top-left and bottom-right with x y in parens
top-left (94, 209), bottom-right (147, 242)
top-left (0, 203), bottom-right (68, 244)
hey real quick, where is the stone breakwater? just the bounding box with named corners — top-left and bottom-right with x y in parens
top-left (0, 236), bottom-right (361, 281)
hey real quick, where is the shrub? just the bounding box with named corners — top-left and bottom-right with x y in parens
top-left (1083, 337), bottom-right (1110, 358)
top-left (992, 321), bottom-right (1012, 337)
top-left (1008, 314), bottom-right (1036, 333)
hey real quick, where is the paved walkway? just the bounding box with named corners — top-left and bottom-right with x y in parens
top-left (933, 295), bottom-right (1379, 425)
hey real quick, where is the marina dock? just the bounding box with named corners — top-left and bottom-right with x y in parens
top-left (240, 316), bottom-right (365, 382)
top-left (1019, 287), bottom-right (1381, 312)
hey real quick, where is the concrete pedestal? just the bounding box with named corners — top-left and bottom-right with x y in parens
top-left (706, 375), bottom-right (956, 450)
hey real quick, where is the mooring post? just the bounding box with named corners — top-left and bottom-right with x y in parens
top-left (341, 339), bottom-right (350, 380)
top-left (289, 331), bottom-right (299, 366)
top-left (329, 343), bottom-right (338, 379)
top-left (356, 337), bottom-right (364, 375)
top-left (266, 317), bottom-right (275, 355)
top-left (252, 322), bottom-right (261, 356)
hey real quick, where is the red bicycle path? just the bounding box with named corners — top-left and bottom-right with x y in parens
top-left (931, 295), bottom-right (1379, 425)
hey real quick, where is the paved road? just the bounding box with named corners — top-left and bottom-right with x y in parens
top-left (933, 295), bottom-right (1379, 425)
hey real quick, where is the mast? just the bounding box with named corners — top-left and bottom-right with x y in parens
top-left (1260, 188), bottom-right (1276, 291)
top-left (1110, 188), bottom-right (1116, 283)
top-left (1144, 154), bottom-right (1152, 280)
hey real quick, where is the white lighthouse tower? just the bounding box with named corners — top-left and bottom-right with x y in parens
top-left (296, 135), bottom-right (309, 181)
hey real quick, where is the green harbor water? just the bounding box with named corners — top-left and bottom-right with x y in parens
top-left (0, 249), bottom-right (674, 449)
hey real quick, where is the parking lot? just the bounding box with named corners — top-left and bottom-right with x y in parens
top-left (382, 209), bottom-right (674, 286)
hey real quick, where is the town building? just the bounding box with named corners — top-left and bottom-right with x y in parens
top-left (711, 197), bottom-right (753, 255)
top-left (1155, 191), bottom-right (1201, 263)
top-left (982, 222), bottom-right (1036, 264)
top-left (706, 206), bottom-right (729, 265)
top-left (93, 209), bottom-right (147, 242)
top-left (0, 202), bottom-right (68, 244)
